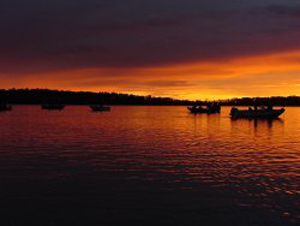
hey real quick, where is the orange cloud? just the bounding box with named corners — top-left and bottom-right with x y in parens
top-left (2, 49), bottom-right (300, 100)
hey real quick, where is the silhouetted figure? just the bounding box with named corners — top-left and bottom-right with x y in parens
top-left (267, 105), bottom-right (273, 111)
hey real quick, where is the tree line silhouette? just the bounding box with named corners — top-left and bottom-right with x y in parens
top-left (219, 96), bottom-right (300, 106)
top-left (0, 89), bottom-right (192, 105)
top-left (1, 89), bottom-right (300, 106)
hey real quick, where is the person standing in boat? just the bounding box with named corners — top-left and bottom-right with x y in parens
top-left (267, 104), bottom-right (273, 111)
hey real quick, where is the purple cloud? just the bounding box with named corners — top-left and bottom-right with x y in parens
top-left (1, 0), bottom-right (300, 74)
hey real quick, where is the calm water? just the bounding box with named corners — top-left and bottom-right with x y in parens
top-left (0, 106), bottom-right (299, 225)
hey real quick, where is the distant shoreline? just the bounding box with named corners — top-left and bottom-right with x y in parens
top-left (3, 104), bottom-right (299, 107)
top-left (1, 89), bottom-right (300, 106)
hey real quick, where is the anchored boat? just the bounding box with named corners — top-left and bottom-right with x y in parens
top-left (188, 103), bottom-right (221, 114)
top-left (41, 104), bottom-right (65, 110)
top-left (230, 106), bottom-right (285, 119)
top-left (90, 105), bottom-right (110, 112)
top-left (0, 104), bottom-right (12, 111)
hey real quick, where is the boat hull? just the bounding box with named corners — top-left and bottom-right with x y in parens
top-left (230, 109), bottom-right (285, 119)
top-left (90, 106), bottom-right (110, 112)
top-left (0, 106), bottom-right (12, 111)
top-left (41, 105), bottom-right (65, 110)
top-left (187, 107), bottom-right (220, 114)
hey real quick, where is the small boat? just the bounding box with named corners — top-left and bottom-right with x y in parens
top-left (41, 104), bottom-right (65, 110)
top-left (188, 104), bottom-right (221, 114)
top-left (0, 104), bottom-right (12, 111)
top-left (90, 105), bottom-right (110, 112)
top-left (230, 106), bottom-right (285, 119)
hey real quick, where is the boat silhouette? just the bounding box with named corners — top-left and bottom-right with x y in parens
top-left (230, 106), bottom-right (285, 119)
top-left (0, 104), bottom-right (12, 111)
top-left (188, 103), bottom-right (221, 114)
top-left (90, 105), bottom-right (110, 112)
top-left (41, 104), bottom-right (65, 110)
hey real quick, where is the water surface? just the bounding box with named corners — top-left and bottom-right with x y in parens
top-left (0, 106), bottom-right (299, 225)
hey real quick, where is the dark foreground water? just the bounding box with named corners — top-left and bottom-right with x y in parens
top-left (0, 106), bottom-right (299, 225)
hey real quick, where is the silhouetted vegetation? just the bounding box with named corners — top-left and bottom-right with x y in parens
top-left (0, 89), bottom-right (193, 105)
top-left (219, 96), bottom-right (300, 106)
top-left (1, 89), bottom-right (300, 106)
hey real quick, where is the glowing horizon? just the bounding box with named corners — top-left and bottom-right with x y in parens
top-left (1, 1), bottom-right (300, 100)
top-left (2, 49), bottom-right (300, 101)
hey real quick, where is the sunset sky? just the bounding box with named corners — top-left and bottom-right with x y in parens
top-left (1, 0), bottom-right (300, 100)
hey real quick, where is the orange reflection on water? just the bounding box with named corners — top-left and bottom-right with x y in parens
top-left (0, 105), bottom-right (299, 222)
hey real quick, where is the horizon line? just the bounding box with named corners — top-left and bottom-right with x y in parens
top-left (1, 87), bottom-right (300, 102)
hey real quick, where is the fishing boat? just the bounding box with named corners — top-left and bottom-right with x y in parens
top-left (41, 104), bottom-right (65, 110)
top-left (90, 105), bottom-right (110, 112)
top-left (230, 106), bottom-right (285, 119)
top-left (188, 104), bottom-right (221, 114)
top-left (0, 104), bottom-right (12, 111)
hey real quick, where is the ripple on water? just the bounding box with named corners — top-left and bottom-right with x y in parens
top-left (0, 106), bottom-right (299, 224)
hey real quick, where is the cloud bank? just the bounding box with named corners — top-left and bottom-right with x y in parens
top-left (1, 0), bottom-right (300, 99)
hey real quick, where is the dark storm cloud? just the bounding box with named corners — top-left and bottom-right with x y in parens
top-left (1, 0), bottom-right (300, 73)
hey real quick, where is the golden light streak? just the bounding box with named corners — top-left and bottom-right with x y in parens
top-left (2, 49), bottom-right (300, 100)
